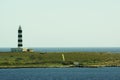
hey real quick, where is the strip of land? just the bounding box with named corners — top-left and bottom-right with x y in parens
top-left (0, 52), bottom-right (120, 68)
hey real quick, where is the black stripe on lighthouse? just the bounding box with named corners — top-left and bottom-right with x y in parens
top-left (18, 25), bottom-right (23, 48)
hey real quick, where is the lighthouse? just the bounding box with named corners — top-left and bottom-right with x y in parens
top-left (11, 25), bottom-right (34, 52)
top-left (18, 25), bottom-right (23, 48)
top-left (11, 25), bottom-right (24, 52)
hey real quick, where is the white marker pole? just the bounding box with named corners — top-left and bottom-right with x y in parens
top-left (62, 54), bottom-right (65, 61)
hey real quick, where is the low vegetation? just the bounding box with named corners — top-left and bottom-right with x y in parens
top-left (0, 52), bottom-right (120, 68)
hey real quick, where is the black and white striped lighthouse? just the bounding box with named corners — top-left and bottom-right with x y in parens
top-left (11, 25), bottom-right (34, 52)
top-left (18, 25), bottom-right (23, 48)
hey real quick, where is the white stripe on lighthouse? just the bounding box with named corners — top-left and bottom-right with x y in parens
top-left (18, 33), bottom-right (22, 35)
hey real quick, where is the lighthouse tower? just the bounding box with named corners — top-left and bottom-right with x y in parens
top-left (11, 25), bottom-right (24, 52)
top-left (11, 25), bottom-right (34, 52)
top-left (18, 25), bottom-right (23, 48)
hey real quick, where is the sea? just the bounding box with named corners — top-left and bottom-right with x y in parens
top-left (0, 67), bottom-right (120, 80)
top-left (0, 47), bottom-right (120, 52)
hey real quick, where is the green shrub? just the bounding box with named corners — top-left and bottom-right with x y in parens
top-left (62, 61), bottom-right (73, 65)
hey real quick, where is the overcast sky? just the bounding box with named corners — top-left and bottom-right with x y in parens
top-left (0, 0), bottom-right (120, 47)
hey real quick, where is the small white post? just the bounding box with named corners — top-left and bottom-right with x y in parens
top-left (62, 54), bottom-right (65, 61)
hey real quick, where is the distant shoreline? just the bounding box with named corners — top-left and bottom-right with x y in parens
top-left (1, 47), bottom-right (120, 53)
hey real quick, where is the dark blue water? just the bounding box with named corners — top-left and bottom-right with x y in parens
top-left (0, 67), bottom-right (120, 80)
top-left (0, 47), bottom-right (120, 52)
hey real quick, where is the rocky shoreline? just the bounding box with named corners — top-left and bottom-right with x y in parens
top-left (0, 52), bottom-right (120, 69)
top-left (0, 64), bottom-right (120, 69)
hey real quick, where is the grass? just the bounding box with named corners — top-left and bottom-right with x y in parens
top-left (0, 52), bottom-right (120, 68)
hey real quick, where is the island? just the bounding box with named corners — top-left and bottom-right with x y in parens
top-left (0, 52), bottom-right (120, 68)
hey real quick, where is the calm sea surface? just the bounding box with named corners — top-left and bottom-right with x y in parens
top-left (0, 47), bottom-right (120, 52)
top-left (0, 67), bottom-right (120, 80)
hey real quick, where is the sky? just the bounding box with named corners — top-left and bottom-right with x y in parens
top-left (0, 0), bottom-right (120, 47)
